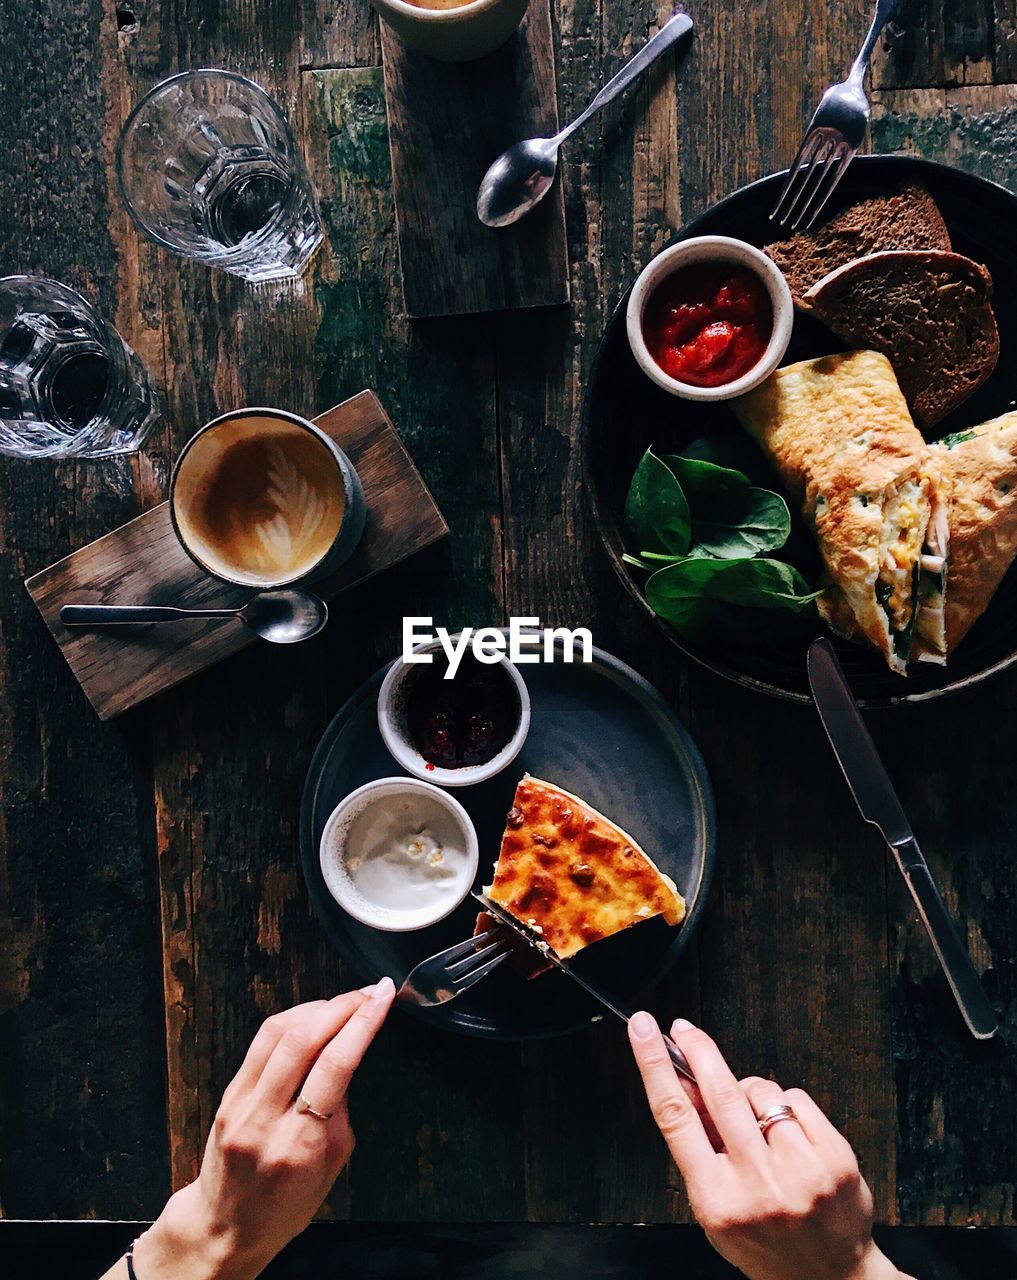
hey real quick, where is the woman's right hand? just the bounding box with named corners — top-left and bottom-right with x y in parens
top-left (628, 1013), bottom-right (912, 1280)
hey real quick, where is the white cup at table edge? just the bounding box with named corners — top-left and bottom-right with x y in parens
top-left (370, 0), bottom-right (530, 62)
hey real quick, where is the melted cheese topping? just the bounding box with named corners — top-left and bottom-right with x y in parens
top-left (486, 775), bottom-right (685, 960)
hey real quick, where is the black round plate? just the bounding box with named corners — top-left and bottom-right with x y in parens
top-left (300, 646), bottom-right (715, 1039)
top-left (583, 155), bottom-right (1017, 706)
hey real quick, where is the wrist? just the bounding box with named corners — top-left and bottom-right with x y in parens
top-left (134, 1186), bottom-right (264, 1280)
top-left (844, 1241), bottom-right (909, 1280)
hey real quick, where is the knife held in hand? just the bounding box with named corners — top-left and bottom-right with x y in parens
top-left (473, 892), bottom-right (698, 1082)
top-left (807, 638), bottom-right (997, 1041)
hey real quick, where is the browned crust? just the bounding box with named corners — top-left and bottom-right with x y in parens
top-left (932, 413), bottom-right (1017, 650)
top-left (485, 775), bottom-right (685, 961)
top-left (804, 250), bottom-right (999, 429)
top-left (764, 183), bottom-right (952, 309)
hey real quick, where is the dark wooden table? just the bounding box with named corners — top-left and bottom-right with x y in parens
top-left (1, 0), bottom-right (1015, 1232)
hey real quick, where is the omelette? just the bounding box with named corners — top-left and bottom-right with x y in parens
top-left (733, 351), bottom-right (949, 673)
top-left (923, 412), bottom-right (1017, 652)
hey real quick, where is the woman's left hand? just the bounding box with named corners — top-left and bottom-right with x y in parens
top-left (133, 980), bottom-right (395, 1280)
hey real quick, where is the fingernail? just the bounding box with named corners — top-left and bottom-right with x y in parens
top-left (358, 983), bottom-right (378, 996)
top-left (673, 1018), bottom-right (695, 1032)
top-left (372, 975), bottom-right (395, 1000)
top-left (630, 1011), bottom-right (658, 1041)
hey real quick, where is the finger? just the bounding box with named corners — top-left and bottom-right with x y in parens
top-left (628, 1012), bottom-right (718, 1190)
top-left (297, 977), bottom-right (396, 1117)
top-left (668, 1021), bottom-right (724, 1151)
top-left (670, 1022), bottom-right (768, 1163)
top-left (741, 1076), bottom-right (814, 1152)
top-left (785, 1087), bottom-right (856, 1156)
top-left (230, 1001), bottom-right (330, 1094)
top-left (254, 990), bottom-right (371, 1110)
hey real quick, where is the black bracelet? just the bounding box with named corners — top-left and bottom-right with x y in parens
top-left (125, 1238), bottom-right (139, 1280)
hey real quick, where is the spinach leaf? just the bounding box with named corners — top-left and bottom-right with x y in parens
top-left (645, 558), bottom-right (731, 634)
top-left (703, 558), bottom-right (823, 610)
top-left (664, 454), bottom-right (792, 558)
top-left (644, 556), bottom-right (821, 636)
top-left (679, 427), bottom-right (773, 484)
top-left (939, 428), bottom-right (976, 449)
top-left (623, 448), bottom-right (691, 557)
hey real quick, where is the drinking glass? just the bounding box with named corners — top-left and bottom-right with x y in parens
top-left (117, 70), bottom-right (323, 284)
top-left (0, 276), bottom-right (162, 459)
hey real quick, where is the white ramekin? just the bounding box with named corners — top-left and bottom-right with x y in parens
top-left (377, 635), bottom-right (530, 787)
top-left (319, 777), bottom-right (479, 931)
top-left (625, 235), bottom-right (794, 402)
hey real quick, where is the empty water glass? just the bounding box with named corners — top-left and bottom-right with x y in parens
top-left (0, 276), bottom-right (161, 459)
top-left (117, 70), bottom-right (323, 284)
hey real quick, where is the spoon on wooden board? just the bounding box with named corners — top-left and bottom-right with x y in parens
top-left (60, 587), bottom-right (329, 645)
top-left (476, 11), bottom-right (694, 228)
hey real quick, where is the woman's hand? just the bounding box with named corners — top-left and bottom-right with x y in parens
top-left (133, 980), bottom-right (395, 1280)
top-left (628, 1014), bottom-right (911, 1280)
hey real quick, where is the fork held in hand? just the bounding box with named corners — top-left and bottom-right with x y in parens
top-left (396, 932), bottom-right (511, 1008)
top-left (771, 0), bottom-right (900, 231)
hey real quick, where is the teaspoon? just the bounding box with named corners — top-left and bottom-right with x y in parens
top-left (60, 587), bottom-right (329, 645)
top-left (476, 11), bottom-right (693, 228)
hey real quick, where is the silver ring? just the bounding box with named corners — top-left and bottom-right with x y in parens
top-left (294, 1094), bottom-right (333, 1121)
top-left (757, 1103), bottom-right (798, 1136)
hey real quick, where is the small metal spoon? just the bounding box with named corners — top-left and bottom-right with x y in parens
top-left (60, 587), bottom-right (329, 645)
top-left (476, 11), bottom-right (693, 228)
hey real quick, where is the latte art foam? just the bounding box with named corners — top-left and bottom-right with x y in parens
top-left (243, 442), bottom-right (337, 575)
top-left (175, 416), bottom-right (345, 586)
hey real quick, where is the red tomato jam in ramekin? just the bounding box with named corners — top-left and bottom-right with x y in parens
top-left (641, 263), bottom-right (773, 388)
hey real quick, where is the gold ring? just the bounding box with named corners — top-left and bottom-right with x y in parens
top-left (757, 1103), bottom-right (798, 1136)
top-left (294, 1094), bottom-right (334, 1121)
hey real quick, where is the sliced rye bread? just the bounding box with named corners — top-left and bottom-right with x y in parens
top-left (803, 249), bottom-right (999, 430)
top-left (765, 184), bottom-right (951, 308)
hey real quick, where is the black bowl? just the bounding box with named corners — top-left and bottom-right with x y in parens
top-left (583, 154), bottom-right (1017, 706)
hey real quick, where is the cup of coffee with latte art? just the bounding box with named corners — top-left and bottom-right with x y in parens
top-left (170, 408), bottom-right (365, 588)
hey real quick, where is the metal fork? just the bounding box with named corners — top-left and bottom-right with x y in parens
top-left (395, 932), bottom-right (511, 1008)
top-left (770, 0), bottom-right (900, 231)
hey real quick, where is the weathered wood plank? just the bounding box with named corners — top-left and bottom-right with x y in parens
top-left (491, 0), bottom-right (697, 1220)
top-left (380, 1), bottom-right (570, 317)
top-left (110, 0), bottom-right (354, 1207)
top-left (0, 0), bottom-right (170, 1219)
top-left (869, 83), bottom-right (1017, 1226)
top-left (871, 0), bottom-right (994, 91)
top-left (303, 67), bottom-right (526, 1224)
top-left (299, 0), bottom-right (381, 71)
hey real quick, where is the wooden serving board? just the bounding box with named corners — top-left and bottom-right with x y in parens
top-left (26, 391), bottom-right (448, 721)
top-left (380, 0), bottom-right (570, 318)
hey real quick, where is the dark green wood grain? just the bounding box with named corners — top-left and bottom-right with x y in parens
top-left (0, 0), bottom-right (170, 1218)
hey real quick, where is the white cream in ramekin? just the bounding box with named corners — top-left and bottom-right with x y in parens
top-left (319, 777), bottom-right (479, 931)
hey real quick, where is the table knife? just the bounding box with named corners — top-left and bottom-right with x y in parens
top-left (473, 892), bottom-right (698, 1082)
top-left (807, 638), bottom-right (997, 1040)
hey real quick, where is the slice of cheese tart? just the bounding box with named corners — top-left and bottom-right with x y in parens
top-left (481, 774), bottom-right (685, 963)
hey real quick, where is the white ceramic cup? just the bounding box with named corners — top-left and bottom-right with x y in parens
top-left (370, 0), bottom-right (530, 62)
top-left (625, 236), bottom-right (794, 402)
top-left (319, 777), bottom-right (479, 931)
top-left (377, 634), bottom-right (530, 787)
